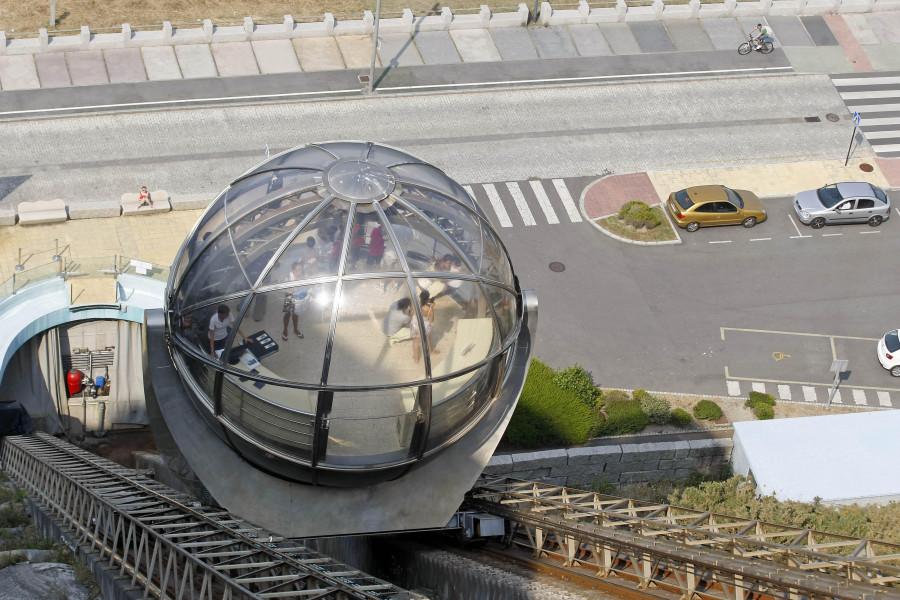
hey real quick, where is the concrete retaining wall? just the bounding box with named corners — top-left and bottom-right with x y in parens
top-left (484, 436), bottom-right (734, 488)
top-left (3, 0), bottom-right (900, 56)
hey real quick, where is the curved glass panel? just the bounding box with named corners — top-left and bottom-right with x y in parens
top-left (319, 141), bottom-right (369, 160)
top-left (426, 354), bottom-right (504, 452)
top-left (478, 226), bottom-right (514, 288)
top-left (220, 375), bottom-right (315, 461)
top-left (321, 388), bottom-right (422, 466)
top-left (261, 200), bottom-right (349, 286)
top-left (328, 278), bottom-right (426, 386)
top-left (484, 285), bottom-right (517, 348)
top-left (399, 186), bottom-right (483, 269)
top-left (325, 159), bottom-right (395, 202)
top-left (344, 210), bottom-right (402, 276)
top-left (227, 283), bottom-right (336, 385)
top-left (367, 144), bottom-right (425, 168)
top-left (425, 279), bottom-right (497, 380)
top-left (177, 231), bottom-right (248, 311)
top-left (174, 310), bottom-right (210, 355)
top-left (382, 203), bottom-right (472, 275)
top-left (180, 351), bottom-right (217, 405)
top-left (390, 163), bottom-right (462, 199)
top-left (225, 170), bottom-right (320, 223)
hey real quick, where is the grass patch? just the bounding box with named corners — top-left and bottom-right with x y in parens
top-left (594, 206), bottom-right (677, 243)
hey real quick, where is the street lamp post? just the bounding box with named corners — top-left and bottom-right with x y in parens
top-left (367, 0), bottom-right (382, 94)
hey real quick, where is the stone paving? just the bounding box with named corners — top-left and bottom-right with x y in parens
top-left (3, 12), bottom-right (900, 91)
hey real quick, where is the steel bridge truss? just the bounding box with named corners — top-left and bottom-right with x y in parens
top-left (467, 477), bottom-right (900, 600)
top-left (1, 433), bottom-right (419, 600)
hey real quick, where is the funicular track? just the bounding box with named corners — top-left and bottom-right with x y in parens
top-left (466, 477), bottom-right (900, 600)
top-left (0, 432), bottom-right (420, 600)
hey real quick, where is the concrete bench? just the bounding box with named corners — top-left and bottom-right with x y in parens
top-left (17, 199), bottom-right (68, 225)
top-left (121, 190), bottom-right (171, 215)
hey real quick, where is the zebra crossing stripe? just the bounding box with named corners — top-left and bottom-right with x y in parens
top-left (777, 385), bottom-right (791, 400)
top-left (831, 390), bottom-right (842, 404)
top-left (506, 182), bottom-right (536, 226)
top-left (832, 75), bottom-right (900, 87)
top-left (877, 391), bottom-right (891, 407)
top-left (727, 381), bottom-right (741, 396)
top-left (478, 184), bottom-right (513, 228)
top-left (852, 389), bottom-right (867, 405)
top-left (802, 386), bottom-right (817, 402)
top-left (528, 180), bottom-right (560, 225)
top-left (552, 179), bottom-right (582, 223)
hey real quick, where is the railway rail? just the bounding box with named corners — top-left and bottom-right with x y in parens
top-left (0, 432), bottom-right (421, 600)
top-left (466, 477), bottom-right (900, 600)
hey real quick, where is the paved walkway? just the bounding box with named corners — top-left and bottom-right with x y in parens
top-left (1, 13), bottom-right (900, 92)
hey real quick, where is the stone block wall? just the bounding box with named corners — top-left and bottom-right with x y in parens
top-left (484, 436), bottom-right (733, 488)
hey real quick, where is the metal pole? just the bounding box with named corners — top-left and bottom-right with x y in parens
top-left (844, 124), bottom-right (857, 167)
top-left (50, 0), bottom-right (56, 27)
top-left (826, 371), bottom-right (840, 407)
top-left (367, 0), bottom-right (382, 94)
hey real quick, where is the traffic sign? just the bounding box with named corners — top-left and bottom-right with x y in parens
top-left (853, 112), bottom-right (861, 127)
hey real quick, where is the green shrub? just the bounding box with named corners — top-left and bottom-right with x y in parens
top-left (618, 200), bottom-right (650, 219)
top-left (746, 392), bottom-right (776, 420)
top-left (693, 399), bottom-right (723, 421)
top-left (670, 407), bottom-right (693, 427)
top-left (553, 364), bottom-right (602, 409)
top-left (505, 359), bottom-right (602, 448)
top-left (598, 399), bottom-right (649, 435)
top-left (637, 392), bottom-right (671, 425)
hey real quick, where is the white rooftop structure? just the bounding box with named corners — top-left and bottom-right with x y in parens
top-left (732, 410), bottom-right (900, 506)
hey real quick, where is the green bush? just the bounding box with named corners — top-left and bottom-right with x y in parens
top-left (553, 364), bottom-right (602, 409)
top-left (692, 399), bottom-right (723, 421)
top-left (618, 200), bottom-right (650, 218)
top-left (505, 359), bottom-right (602, 448)
top-left (636, 391), bottom-right (671, 425)
top-left (598, 399), bottom-right (649, 435)
top-left (746, 392), bottom-right (776, 420)
top-left (670, 407), bottom-right (693, 427)
top-left (603, 389), bottom-right (630, 404)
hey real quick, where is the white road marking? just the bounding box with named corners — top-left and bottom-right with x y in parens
top-left (749, 238), bottom-right (771, 241)
top-left (831, 75), bottom-right (900, 86)
top-left (821, 233), bottom-right (842, 236)
top-left (552, 179), bottom-right (582, 223)
top-left (802, 386), bottom-right (817, 402)
top-left (529, 180), bottom-right (560, 225)
top-left (479, 184), bottom-right (513, 228)
top-left (506, 182), bottom-right (536, 226)
top-left (788, 215), bottom-right (810, 238)
top-left (777, 384), bottom-right (791, 400)
top-left (877, 391), bottom-right (892, 407)
top-left (709, 240), bottom-right (732, 244)
top-left (831, 390), bottom-right (842, 404)
top-left (840, 90), bottom-right (900, 100)
top-left (752, 382), bottom-right (766, 393)
top-left (727, 381), bottom-right (741, 396)
top-left (852, 389), bottom-right (867, 405)
top-left (860, 230), bottom-right (881, 234)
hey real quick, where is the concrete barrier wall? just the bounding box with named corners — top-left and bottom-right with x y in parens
top-left (3, 0), bottom-right (900, 56)
top-left (484, 436), bottom-right (734, 488)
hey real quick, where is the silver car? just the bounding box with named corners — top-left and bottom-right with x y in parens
top-left (794, 182), bottom-right (891, 229)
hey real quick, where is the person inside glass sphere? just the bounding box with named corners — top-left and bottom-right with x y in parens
top-left (383, 297), bottom-right (412, 346)
top-left (209, 305), bottom-right (251, 357)
top-left (282, 261), bottom-right (309, 341)
top-left (411, 290), bottom-right (439, 363)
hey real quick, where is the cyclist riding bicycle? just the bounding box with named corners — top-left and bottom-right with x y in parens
top-left (751, 23), bottom-right (773, 51)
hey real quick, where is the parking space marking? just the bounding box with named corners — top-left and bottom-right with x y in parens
top-left (749, 238), bottom-right (771, 241)
top-left (852, 389), bottom-right (867, 405)
top-left (802, 386), bottom-right (817, 402)
top-left (777, 385), bottom-right (792, 400)
top-left (788, 215), bottom-right (811, 238)
top-left (860, 231), bottom-right (881, 235)
top-left (751, 381), bottom-right (766, 393)
top-left (822, 233), bottom-right (842, 237)
top-left (721, 327), bottom-right (878, 342)
top-left (878, 391), bottom-right (892, 407)
top-left (709, 240), bottom-right (732, 244)
top-left (727, 380), bottom-right (741, 396)
top-left (895, 207), bottom-right (900, 218)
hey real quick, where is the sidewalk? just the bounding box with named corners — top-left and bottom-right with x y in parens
top-left (1, 12), bottom-right (900, 93)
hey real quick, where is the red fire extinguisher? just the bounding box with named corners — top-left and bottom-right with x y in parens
top-left (67, 368), bottom-right (83, 396)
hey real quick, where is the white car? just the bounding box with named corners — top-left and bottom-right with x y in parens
top-left (877, 330), bottom-right (900, 377)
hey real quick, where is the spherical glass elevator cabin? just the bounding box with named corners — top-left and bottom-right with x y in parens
top-left (165, 141), bottom-right (522, 487)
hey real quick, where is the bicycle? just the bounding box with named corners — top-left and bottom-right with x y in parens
top-left (738, 35), bottom-right (774, 55)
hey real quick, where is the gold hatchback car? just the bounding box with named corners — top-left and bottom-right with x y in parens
top-left (667, 186), bottom-right (767, 232)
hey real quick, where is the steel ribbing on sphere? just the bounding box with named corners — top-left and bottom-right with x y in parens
top-left (1, 432), bottom-right (418, 600)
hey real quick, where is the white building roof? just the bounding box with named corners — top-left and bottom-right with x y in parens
top-left (732, 410), bottom-right (900, 505)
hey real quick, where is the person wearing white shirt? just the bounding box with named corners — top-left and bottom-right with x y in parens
top-left (209, 304), bottom-right (251, 357)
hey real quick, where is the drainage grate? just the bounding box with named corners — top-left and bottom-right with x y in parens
top-left (549, 262), bottom-right (565, 272)
top-left (804, 116), bottom-right (822, 123)
top-left (826, 113), bottom-right (841, 123)
top-left (860, 163), bottom-right (874, 173)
